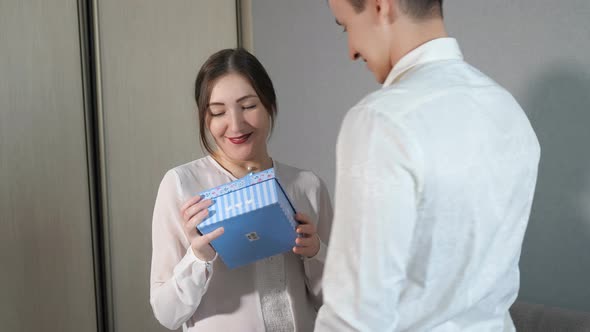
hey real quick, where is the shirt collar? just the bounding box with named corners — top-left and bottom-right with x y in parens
top-left (382, 37), bottom-right (464, 88)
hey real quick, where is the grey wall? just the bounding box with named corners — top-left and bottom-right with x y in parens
top-left (251, 0), bottom-right (590, 311)
top-left (252, 0), bottom-right (379, 194)
top-left (445, 0), bottom-right (590, 313)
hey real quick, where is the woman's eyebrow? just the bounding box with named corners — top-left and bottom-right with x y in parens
top-left (236, 94), bottom-right (258, 103)
top-left (207, 102), bottom-right (224, 107)
top-left (208, 94), bottom-right (258, 106)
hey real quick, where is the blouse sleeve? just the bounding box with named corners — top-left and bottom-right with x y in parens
top-left (149, 169), bottom-right (217, 330)
top-left (302, 175), bottom-right (334, 309)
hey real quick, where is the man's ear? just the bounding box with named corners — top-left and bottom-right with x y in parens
top-left (376, 0), bottom-right (397, 23)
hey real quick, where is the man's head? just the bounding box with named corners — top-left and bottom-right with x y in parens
top-left (345, 0), bottom-right (442, 19)
top-left (328, 0), bottom-right (445, 83)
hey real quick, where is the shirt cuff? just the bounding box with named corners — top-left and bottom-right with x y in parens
top-left (173, 247), bottom-right (218, 286)
top-left (303, 237), bottom-right (327, 264)
top-left (187, 247), bottom-right (219, 266)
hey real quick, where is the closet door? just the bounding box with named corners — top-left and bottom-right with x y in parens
top-left (95, 1), bottom-right (238, 330)
top-left (0, 1), bottom-right (98, 331)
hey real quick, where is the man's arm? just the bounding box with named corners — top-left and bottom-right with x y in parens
top-left (315, 106), bottom-right (423, 331)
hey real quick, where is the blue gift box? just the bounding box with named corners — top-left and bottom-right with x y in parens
top-left (196, 168), bottom-right (298, 269)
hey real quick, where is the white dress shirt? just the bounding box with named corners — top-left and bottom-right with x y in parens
top-left (150, 156), bottom-right (332, 331)
top-left (315, 38), bottom-right (540, 331)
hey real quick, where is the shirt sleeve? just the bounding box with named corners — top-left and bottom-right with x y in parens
top-left (315, 105), bottom-right (423, 331)
top-left (149, 169), bottom-right (217, 330)
top-left (302, 176), bottom-right (334, 309)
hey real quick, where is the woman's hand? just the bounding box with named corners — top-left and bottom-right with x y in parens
top-left (180, 195), bottom-right (224, 261)
top-left (292, 213), bottom-right (320, 258)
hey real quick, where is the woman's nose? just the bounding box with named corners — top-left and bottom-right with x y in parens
top-left (228, 108), bottom-right (245, 131)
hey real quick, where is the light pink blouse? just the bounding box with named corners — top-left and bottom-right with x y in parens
top-left (150, 156), bottom-right (333, 331)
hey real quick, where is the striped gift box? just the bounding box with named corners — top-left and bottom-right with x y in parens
top-left (196, 168), bottom-right (298, 269)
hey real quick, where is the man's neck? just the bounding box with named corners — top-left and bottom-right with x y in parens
top-left (389, 17), bottom-right (448, 69)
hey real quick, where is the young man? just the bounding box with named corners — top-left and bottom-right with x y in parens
top-left (315, 0), bottom-right (540, 331)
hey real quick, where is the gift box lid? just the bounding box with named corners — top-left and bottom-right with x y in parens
top-left (198, 168), bottom-right (297, 228)
top-left (199, 168), bottom-right (276, 200)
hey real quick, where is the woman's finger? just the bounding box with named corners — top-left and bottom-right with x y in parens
top-left (196, 227), bottom-right (225, 246)
top-left (295, 236), bottom-right (316, 247)
top-left (292, 245), bottom-right (313, 256)
top-left (183, 199), bottom-right (213, 221)
top-left (294, 212), bottom-right (312, 224)
top-left (296, 223), bottom-right (316, 236)
top-left (181, 195), bottom-right (203, 214)
top-left (186, 208), bottom-right (210, 230)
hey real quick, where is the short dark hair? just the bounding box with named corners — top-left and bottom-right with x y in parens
top-left (194, 48), bottom-right (277, 155)
top-left (347, 0), bottom-right (443, 19)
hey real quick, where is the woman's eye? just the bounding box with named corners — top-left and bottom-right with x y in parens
top-left (210, 112), bottom-right (225, 117)
top-left (243, 104), bottom-right (256, 110)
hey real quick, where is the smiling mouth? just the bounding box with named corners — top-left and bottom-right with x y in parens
top-left (227, 133), bottom-right (252, 144)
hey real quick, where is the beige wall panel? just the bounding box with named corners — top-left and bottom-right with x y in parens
top-left (0, 0), bottom-right (98, 331)
top-left (96, 1), bottom-right (238, 330)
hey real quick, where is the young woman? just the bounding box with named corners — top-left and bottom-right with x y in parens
top-left (150, 48), bottom-right (333, 331)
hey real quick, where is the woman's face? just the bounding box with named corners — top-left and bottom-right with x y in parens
top-left (207, 73), bottom-right (271, 162)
